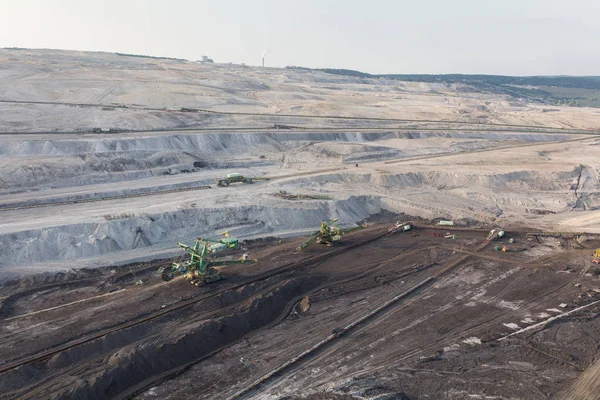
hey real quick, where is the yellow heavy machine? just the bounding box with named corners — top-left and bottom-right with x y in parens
top-left (592, 249), bottom-right (600, 264)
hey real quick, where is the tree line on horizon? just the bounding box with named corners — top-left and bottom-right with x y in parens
top-left (285, 66), bottom-right (600, 90)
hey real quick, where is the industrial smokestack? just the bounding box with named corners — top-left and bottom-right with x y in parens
top-left (262, 57), bottom-right (264, 67)
top-left (261, 49), bottom-right (269, 68)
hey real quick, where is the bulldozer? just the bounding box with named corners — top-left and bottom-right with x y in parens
top-left (160, 235), bottom-right (256, 285)
top-left (593, 249), bottom-right (600, 264)
top-left (297, 218), bottom-right (342, 251)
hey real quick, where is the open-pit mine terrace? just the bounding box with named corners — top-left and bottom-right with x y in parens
top-left (1, 49), bottom-right (600, 399)
top-left (2, 224), bottom-right (600, 399)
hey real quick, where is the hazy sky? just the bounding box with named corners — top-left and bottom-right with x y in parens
top-left (1, 0), bottom-right (598, 75)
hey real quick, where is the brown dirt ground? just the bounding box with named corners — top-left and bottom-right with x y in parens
top-left (1, 223), bottom-right (599, 400)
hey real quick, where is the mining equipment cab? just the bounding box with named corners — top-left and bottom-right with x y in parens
top-left (216, 173), bottom-right (253, 186)
top-left (160, 234), bottom-right (255, 285)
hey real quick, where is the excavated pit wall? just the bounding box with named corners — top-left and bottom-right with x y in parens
top-left (281, 168), bottom-right (580, 192)
top-left (0, 196), bottom-right (384, 267)
top-left (0, 130), bottom-right (577, 192)
top-left (0, 163), bottom-right (589, 270)
top-left (0, 131), bottom-right (576, 158)
top-left (0, 131), bottom-right (588, 275)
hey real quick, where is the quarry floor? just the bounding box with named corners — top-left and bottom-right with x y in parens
top-left (1, 223), bottom-right (600, 400)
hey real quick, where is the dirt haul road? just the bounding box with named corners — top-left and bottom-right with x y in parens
top-left (1, 223), bottom-right (600, 399)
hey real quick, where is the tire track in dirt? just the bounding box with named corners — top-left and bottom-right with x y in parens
top-left (555, 353), bottom-right (600, 400)
top-left (224, 239), bottom-right (491, 399)
top-left (229, 237), bottom-right (594, 399)
top-left (6, 277), bottom-right (310, 400)
top-left (1, 226), bottom-right (416, 399)
top-left (114, 240), bottom-right (436, 399)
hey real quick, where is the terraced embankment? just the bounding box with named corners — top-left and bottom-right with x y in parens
top-left (1, 129), bottom-right (597, 278)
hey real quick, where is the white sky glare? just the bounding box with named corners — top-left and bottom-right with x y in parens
top-left (1, 0), bottom-right (598, 75)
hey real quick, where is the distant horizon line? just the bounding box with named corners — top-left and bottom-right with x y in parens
top-left (2, 46), bottom-right (598, 78)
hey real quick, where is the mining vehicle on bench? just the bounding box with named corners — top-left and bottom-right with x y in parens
top-left (297, 218), bottom-right (342, 251)
top-left (160, 234), bottom-right (256, 285)
top-left (389, 221), bottom-right (412, 233)
top-left (487, 228), bottom-right (505, 241)
top-left (216, 173), bottom-right (253, 186)
top-left (592, 249), bottom-right (600, 264)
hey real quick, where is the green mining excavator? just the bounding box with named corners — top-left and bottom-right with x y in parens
top-left (160, 234), bottom-right (256, 285)
top-left (216, 173), bottom-right (253, 186)
top-left (297, 218), bottom-right (342, 251)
